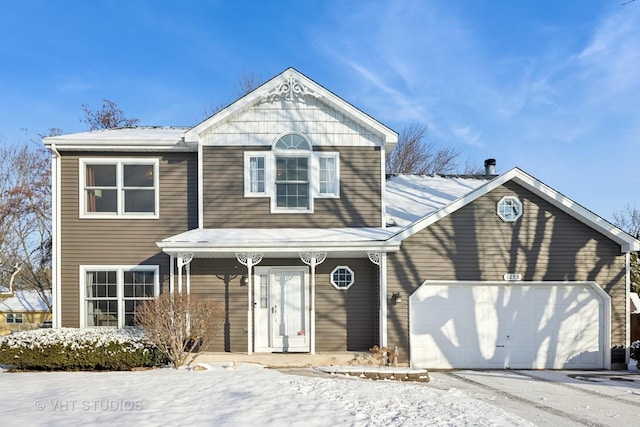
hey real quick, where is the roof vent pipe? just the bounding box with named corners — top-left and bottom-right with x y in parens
top-left (484, 158), bottom-right (496, 176)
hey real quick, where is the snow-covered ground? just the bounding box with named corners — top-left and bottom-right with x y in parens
top-left (1, 363), bottom-right (531, 426)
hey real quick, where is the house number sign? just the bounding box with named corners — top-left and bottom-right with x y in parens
top-left (503, 273), bottom-right (522, 281)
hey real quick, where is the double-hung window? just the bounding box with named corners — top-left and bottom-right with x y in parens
top-left (81, 266), bottom-right (158, 328)
top-left (80, 158), bottom-right (159, 218)
top-left (6, 313), bottom-right (23, 324)
top-left (244, 133), bottom-right (339, 213)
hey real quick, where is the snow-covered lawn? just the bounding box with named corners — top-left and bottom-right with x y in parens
top-left (1, 363), bottom-right (530, 426)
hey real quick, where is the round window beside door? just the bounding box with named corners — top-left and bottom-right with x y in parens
top-left (330, 266), bottom-right (354, 290)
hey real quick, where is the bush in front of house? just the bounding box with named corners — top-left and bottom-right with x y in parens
top-left (0, 328), bottom-right (165, 371)
top-left (135, 293), bottom-right (224, 368)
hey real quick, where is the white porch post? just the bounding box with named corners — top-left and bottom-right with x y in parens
top-left (169, 254), bottom-right (175, 294)
top-left (368, 252), bottom-right (387, 348)
top-left (237, 253), bottom-right (263, 355)
top-left (177, 254), bottom-right (194, 295)
top-left (300, 252), bottom-right (326, 355)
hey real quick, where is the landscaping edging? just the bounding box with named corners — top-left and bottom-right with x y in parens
top-left (314, 366), bottom-right (430, 382)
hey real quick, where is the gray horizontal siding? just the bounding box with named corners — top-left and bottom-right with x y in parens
top-left (189, 257), bottom-right (377, 353)
top-left (202, 146), bottom-right (382, 228)
top-left (59, 152), bottom-right (197, 327)
top-left (386, 181), bottom-right (627, 362)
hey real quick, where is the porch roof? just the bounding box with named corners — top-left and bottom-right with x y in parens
top-left (157, 227), bottom-right (399, 258)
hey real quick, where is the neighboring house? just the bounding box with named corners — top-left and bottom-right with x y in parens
top-left (43, 68), bottom-right (640, 369)
top-left (0, 289), bottom-right (52, 335)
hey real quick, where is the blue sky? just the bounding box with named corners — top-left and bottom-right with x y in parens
top-left (1, 1), bottom-right (639, 223)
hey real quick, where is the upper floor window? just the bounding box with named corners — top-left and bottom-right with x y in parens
top-left (244, 133), bottom-right (339, 213)
top-left (79, 158), bottom-right (159, 219)
top-left (497, 196), bottom-right (522, 222)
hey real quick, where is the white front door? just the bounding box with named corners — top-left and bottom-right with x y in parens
top-left (254, 267), bottom-right (309, 352)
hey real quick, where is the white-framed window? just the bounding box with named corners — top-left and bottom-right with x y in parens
top-left (79, 158), bottom-right (159, 219)
top-left (497, 196), bottom-right (523, 222)
top-left (6, 313), bottom-right (23, 324)
top-left (317, 154), bottom-right (340, 197)
top-left (80, 265), bottom-right (159, 328)
top-left (243, 133), bottom-right (340, 213)
top-left (330, 266), bottom-right (355, 290)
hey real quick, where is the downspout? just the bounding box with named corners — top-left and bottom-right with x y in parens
top-left (380, 144), bottom-right (386, 229)
top-left (197, 143), bottom-right (204, 229)
top-left (50, 144), bottom-right (62, 328)
top-left (626, 251), bottom-right (631, 365)
top-left (380, 252), bottom-right (387, 348)
top-left (310, 256), bottom-right (316, 355)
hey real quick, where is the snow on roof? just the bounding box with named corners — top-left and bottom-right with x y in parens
top-left (385, 174), bottom-right (490, 227)
top-left (0, 290), bottom-right (51, 312)
top-left (46, 126), bottom-right (188, 141)
top-left (43, 126), bottom-right (193, 151)
top-left (161, 227), bottom-right (395, 246)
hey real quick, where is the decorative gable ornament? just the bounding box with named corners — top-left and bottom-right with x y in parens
top-left (263, 73), bottom-right (321, 103)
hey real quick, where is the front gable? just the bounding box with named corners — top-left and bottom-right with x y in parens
top-left (392, 168), bottom-right (640, 253)
top-left (184, 68), bottom-right (398, 149)
top-left (195, 68), bottom-right (396, 227)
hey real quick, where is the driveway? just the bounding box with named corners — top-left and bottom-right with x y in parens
top-left (428, 370), bottom-right (640, 426)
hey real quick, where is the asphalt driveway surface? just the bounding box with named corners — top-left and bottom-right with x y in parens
top-left (428, 370), bottom-right (640, 426)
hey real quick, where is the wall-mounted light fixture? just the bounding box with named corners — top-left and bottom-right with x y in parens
top-left (240, 275), bottom-right (248, 286)
top-left (391, 292), bottom-right (402, 304)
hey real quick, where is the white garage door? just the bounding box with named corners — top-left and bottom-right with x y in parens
top-left (409, 282), bottom-right (610, 369)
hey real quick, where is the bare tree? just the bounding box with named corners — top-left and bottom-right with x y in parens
top-left (203, 72), bottom-right (265, 118)
top-left (613, 204), bottom-right (640, 292)
top-left (386, 122), bottom-right (461, 174)
top-left (81, 99), bottom-right (139, 130)
top-left (135, 293), bottom-right (225, 368)
top-left (0, 143), bottom-right (51, 308)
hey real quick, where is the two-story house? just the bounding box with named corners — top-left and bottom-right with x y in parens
top-left (44, 68), bottom-right (639, 369)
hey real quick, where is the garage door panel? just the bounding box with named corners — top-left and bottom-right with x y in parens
top-left (410, 283), bottom-right (606, 369)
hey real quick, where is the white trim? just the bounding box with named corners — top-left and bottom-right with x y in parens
top-left (329, 266), bottom-right (355, 290)
top-left (391, 168), bottom-right (640, 252)
top-left (315, 153), bottom-right (340, 198)
top-left (243, 151), bottom-right (270, 197)
top-left (50, 144), bottom-right (62, 328)
top-left (198, 143), bottom-right (204, 229)
top-left (496, 195), bottom-right (523, 222)
top-left (242, 148), bottom-right (341, 213)
top-left (408, 280), bottom-right (611, 370)
top-left (78, 157), bottom-right (160, 219)
top-left (626, 252), bottom-right (631, 363)
top-left (79, 265), bottom-right (160, 328)
top-left (379, 252), bottom-right (387, 347)
top-left (184, 68), bottom-right (398, 149)
top-left (380, 147), bottom-right (386, 228)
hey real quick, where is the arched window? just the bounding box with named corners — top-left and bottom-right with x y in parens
top-left (274, 134), bottom-right (311, 209)
top-left (243, 132), bottom-right (340, 213)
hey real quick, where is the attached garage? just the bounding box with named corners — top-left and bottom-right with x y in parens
top-left (409, 281), bottom-right (611, 369)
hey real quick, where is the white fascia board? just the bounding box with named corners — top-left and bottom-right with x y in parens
top-left (42, 142), bottom-right (195, 152)
top-left (184, 68), bottom-right (398, 147)
top-left (509, 171), bottom-right (640, 252)
top-left (157, 243), bottom-right (399, 253)
top-left (391, 168), bottom-right (640, 252)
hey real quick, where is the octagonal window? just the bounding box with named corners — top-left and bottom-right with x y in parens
top-left (497, 196), bottom-right (522, 222)
top-left (330, 266), bottom-right (354, 290)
